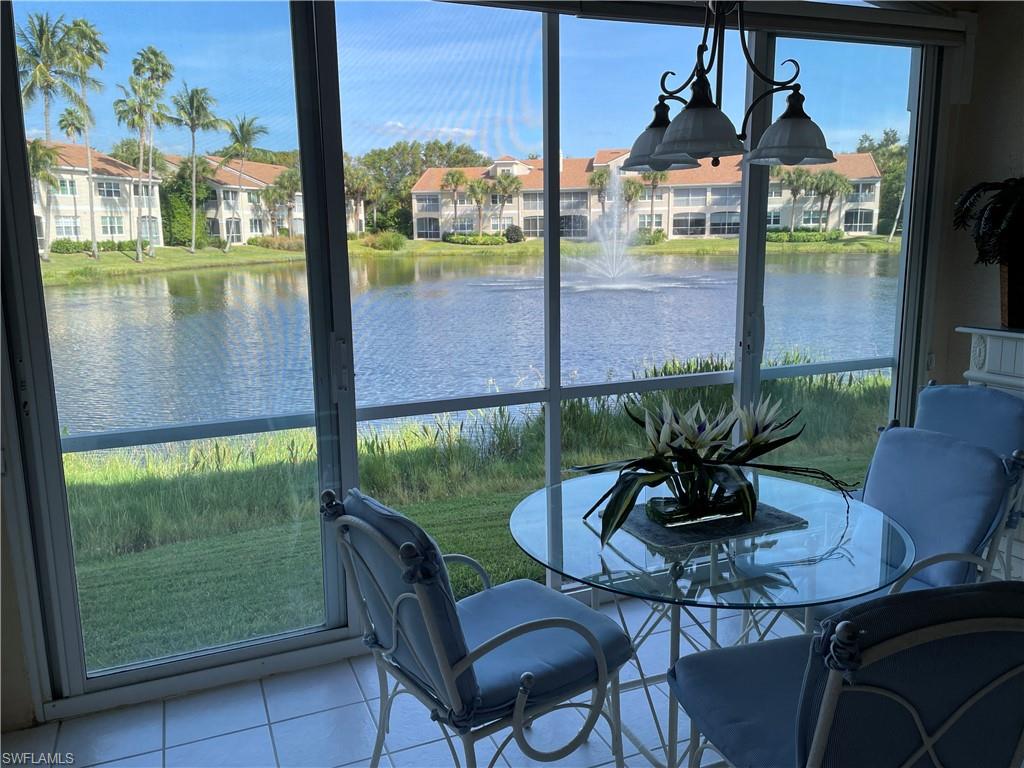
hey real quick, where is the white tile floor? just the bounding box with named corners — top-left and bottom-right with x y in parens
top-left (4, 549), bottom-right (1022, 768)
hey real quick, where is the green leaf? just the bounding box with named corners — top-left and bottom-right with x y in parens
top-left (600, 471), bottom-right (671, 545)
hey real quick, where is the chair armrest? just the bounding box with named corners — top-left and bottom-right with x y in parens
top-left (452, 617), bottom-right (610, 762)
top-left (889, 552), bottom-right (992, 594)
top-left (442, 554), bottom-right (492, 590)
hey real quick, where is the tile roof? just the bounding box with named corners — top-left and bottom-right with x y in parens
top-left (593, 149), bottom-right (630, 165)
top-left (40, 141), bottom-right (145, 179)
top-left (164, 154), bottom-right (290, 188)
top-left (412, 151), bottom-right (880, 193)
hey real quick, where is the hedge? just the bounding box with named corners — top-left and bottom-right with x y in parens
top-left (442, 232), bottom-right (506, 246)
top-left (765, 229), bottom-right (843, 243)
top-left (364, 231), bottom-right (407, 251)
top-left (246, 236), bottom-right (306, 252)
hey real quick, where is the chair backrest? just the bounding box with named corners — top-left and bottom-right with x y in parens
top-left (916, 383), bottom-right (1024, 459)
top-left (797, 581), bottom-right (1024, 768)
top-left (863, 427), bottom-right (1013, 587)
top-left (337, 489), bottom-right (480, 723)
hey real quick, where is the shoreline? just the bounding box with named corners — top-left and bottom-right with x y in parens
top-left (40, 235), bottom-right (902, 287)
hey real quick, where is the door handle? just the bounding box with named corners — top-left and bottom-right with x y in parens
top-left (320, 489), bottom-right (343, 520)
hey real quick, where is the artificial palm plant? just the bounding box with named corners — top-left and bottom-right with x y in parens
top-left (953, 177), bottom-right (1024, 328)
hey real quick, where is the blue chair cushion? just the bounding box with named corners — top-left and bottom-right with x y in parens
top-left (667, 635), bottom-right (812, 768)
top-left (916, 384), bottom-right (1024, 459)
top-left (457, 579), bottom-right (632, 724)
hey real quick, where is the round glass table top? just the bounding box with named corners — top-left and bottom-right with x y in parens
top-left (509, 473), bottom-right (916, 610)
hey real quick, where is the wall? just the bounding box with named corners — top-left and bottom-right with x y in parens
top-left (927, 2), bottom-right (1024, 384)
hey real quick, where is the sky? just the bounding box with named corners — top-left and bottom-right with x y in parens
top-left (15, 0), bottom-right (913, 161)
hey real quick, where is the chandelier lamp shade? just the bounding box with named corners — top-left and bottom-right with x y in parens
top-left (627, 1), bottom-right (836, 169)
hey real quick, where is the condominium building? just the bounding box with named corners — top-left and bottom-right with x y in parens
top-left (410, 150), bottom-right (882, 240)
top-left (30, 141), bottom-right (165, 252)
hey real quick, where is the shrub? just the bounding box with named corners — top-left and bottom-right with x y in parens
top-left (49, 239), bottom-right (88, 254)
top-left (277, 228), bottom-right (290, 237)
top-left (365, 230), bottom-right (407, 251)
top-left (162, 195), bottom-right (208, 250)
top-left (208, 237), bottom-right (227, 250)
top-left (504, 224), bottom-right (524, 243)
top-left (630, 228), bottom-right (667, 246)
top-left (765, 229), bottom-right (844, 243)
top-left (117, 239), bottom-right (149, 252)
top-left (247, 236), bottom-right (304, 252)
top-left (442, 232), bottom-right (506, 246)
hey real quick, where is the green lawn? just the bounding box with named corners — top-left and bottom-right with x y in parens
top-left (64, 359), bottom-right (888, 671)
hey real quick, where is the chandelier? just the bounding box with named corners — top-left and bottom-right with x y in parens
top-left (624, 1), bottom-right (836, 172)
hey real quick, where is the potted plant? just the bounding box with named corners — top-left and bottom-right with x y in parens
top-left (953, 177), bottom-right (1024, 329)
top-left (574, 395), bottom-right (854, 546)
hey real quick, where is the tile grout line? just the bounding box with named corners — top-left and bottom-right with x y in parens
top-left (259, 678), bottom-right (282, 768)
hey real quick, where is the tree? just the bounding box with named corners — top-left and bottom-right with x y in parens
top-left (170, 83), bottom-right (221, 252)
top-left (493, 173), bottom-right (522, 227)
top-left (159, 157), bottom-right (212, 248)
top-left (774, 167), bottom-right (813, 233)
top-left (344, 163), bottom-right (373, 236)
top-left (66, 18), bottom-right (106, 260)
top-left (441, 169), bottom-right (468, 233)
top-left (58, 107), bottom-right (84, 142)
top-left (133, 46), bottom-right (174, 258)
top-left (466, 178), bottom-right (492, 234)
top-left (641, 170), bottom-right (669, 225)
top-left (588, 168), bottom-right (610, 217)
top-left (273, 167), bottom-right (301, 234)
top-left (16, 13), bottom-right (78, 141)
top-left (260, 183), bottom-right (286, 238)
top-left (220, 115), bottom-right (269, 250)
top-left (112, 76), bottom-right (152, 261)
top-left (621, 177), bottom-right (645, 234)
top-left (812, 170), bottom-right (852, 232)
top-left (858, 129), bottom-right (907, 236)
top-left (27, 139), bottom-right (60, 259)
top-left (109, 138), bottom-right (167, 173)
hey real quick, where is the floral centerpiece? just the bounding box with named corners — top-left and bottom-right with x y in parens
top-left (575, 396), bottom-right (855, 545)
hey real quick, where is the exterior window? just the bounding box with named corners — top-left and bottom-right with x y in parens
top-left (559, 214), bottom-right (587, 238)
top-left (417, 217), bottom-right (440, 239)
top-left (490, 193), bottom-right (513, 206)
top-left (523, 192), bottom-right (544, 211)
top-left (499, 169), bottom-right (512, 176)
top-left (139, 216), bottom-right (160, 244)
top-left (294, 197), bottom-right (304, 214)
top-left (454, 216), bottom-right (476, 233)
top-left (673, 187), bottom-right (706, 206)
top-left (709, 186), bottom-right (741, 206)
top-left (849, 182), bottom-right (876, 202)
top-left (249, 218), bottom-right (264, 235)
top-left (672, 213), bottom-right (705, 236)
top-left (456, 192), bottom-right (472, 206)
top-left (55, 216), bottom-right (80, 238)
top-left (523, 216), bottom-right (543, 238)
top-left (802, 209), bottom-right (825, 226)
top-left (133, 183), bottom-right (153, 197)
top-left (638, 188), bottom-right (664, 201)
top-left (559, 191), bottom-right (587, 210)
top-left (766, 210), bottom-right (782, 228)
top-left (709, 211), bottom-right (740, 235)
top-left (208, 190), bottom-right (218, 202)
top-left (768, 184), bottom-right (783, 198)
top-left (226, 218), bottom-right (242, 243)
top-left (35, 216), bottom-right (44, 249)
top-left (416, 195), bottom-right (440, 213)
top-left (247, 191), bottom-right (261, 205)
top-left (206, 218), bottom-right (220, 236)
top-left (96, 181), bottom-right (121, 198)
top-left (101, 216), bottom-right (124, 235)
top-left (638, 213), bottom-right (662, 230)
top-left (223, 190), bottom-right (239, 203)
top-left (58, 179), bottom-right (77, 195)
top-left (490, 215), bottom-right (513, 232)
top-left (843, 209), bottom-right (874, 233)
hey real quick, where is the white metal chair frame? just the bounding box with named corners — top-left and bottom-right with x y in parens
top-left (331, 513), bottom-right (626, 768)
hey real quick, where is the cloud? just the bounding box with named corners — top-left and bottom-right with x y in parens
top-left (380, 120), bottom-right (477, 141)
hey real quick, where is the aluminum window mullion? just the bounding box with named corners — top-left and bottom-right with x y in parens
top-left (541, 12), bottom-right (563, 592)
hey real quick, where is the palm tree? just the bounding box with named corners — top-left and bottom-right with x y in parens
top-left (66, 18), bottom-right (106, 260)
top-left (133, 47), bottom-right (174, 258)
top-left (274, 167), bottom-right (302, 235)
top-left (621, 177), bottom-right (645, 234)
top-left (440, 169), bottom-right (467, 233)
top-left (814, 170), bottom-right (852, 233)
top-left (113, 76), bottom-right (152, 261)
top-left (261, 184), bottom-right (286, 239)
top-left (27, 139), bottom-right (60, 259)
top-left (16, 13), bottom-right (78, 141)
top-left (774, 167), bottom-right (813, 233)
top-left (588, 168), bottom-right (610, 216)
top-left (466, 178), bottom-right (492, 234)
top-left (58, 107), bottom-right (84, 142)
top-left (220, 115), bottom-right (268, 250)
top-left (493, 173), bottom-right (523, 230)
top-left (170, 84), bottom-right (221, 252)
top-left (343, 163), bottom-right (372, 236)
top-left (641, 170), bottom-right (669, 226)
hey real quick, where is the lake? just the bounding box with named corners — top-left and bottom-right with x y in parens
top-left (43, 249), bottom-right (899, 435)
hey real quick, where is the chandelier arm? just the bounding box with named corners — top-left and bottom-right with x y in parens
top-left (737, 84), bottom-right (798, 140)
top-left (660, 66), bottom-right (701, 98)
top-left (714, 11), bottom-right (725, 108)
top-left (737, 4), bottom-right (801, 87)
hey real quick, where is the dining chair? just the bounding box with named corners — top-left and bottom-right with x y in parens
top-left (323, 488), bottom-right (632, 768)
top-left (800, 426), bottom-right (1019, 629)
top-left (669, 581), bottom-right (1024, 768)
top-left (914, 383), bottom-right (1024, 578)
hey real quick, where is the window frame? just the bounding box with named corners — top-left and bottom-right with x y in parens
top-left (58, 179), bottom-right (77, 196)
top-left (100, 215), bottom-right (124, 236)
top-left (416, 217), bottom-right (440, 239)
top-left (54, 216), bottom-right (80, 238)
top-left (672, 212), bottom-right (706, 236)
top-left (96, 180), bottom-right (121, 198)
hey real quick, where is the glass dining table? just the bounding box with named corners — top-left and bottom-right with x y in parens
top-left (509, 471), bottom-right (916, 768)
